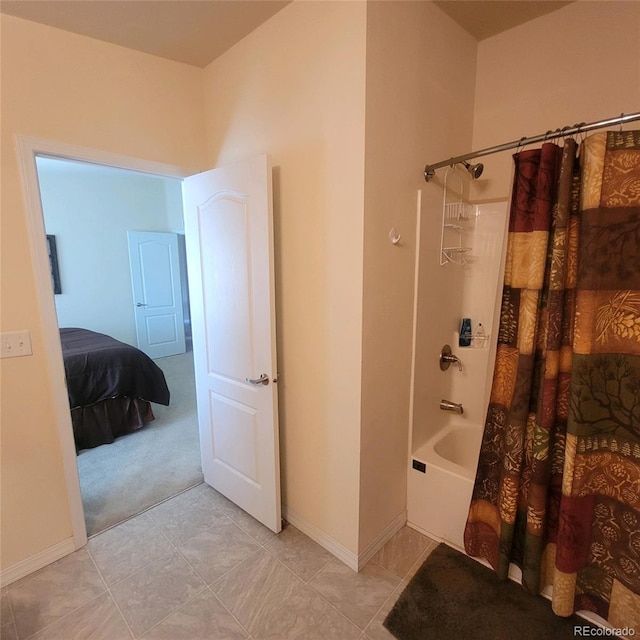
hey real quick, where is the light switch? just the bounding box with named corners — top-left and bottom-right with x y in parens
top-left (1, 331), bottom-right (33, 358)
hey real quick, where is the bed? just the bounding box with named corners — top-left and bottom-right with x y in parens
top-left (60, 327), bottom-right (170, 451)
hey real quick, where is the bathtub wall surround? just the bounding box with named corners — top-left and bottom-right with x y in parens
top-left (408, 201), bottom-right (508, 548)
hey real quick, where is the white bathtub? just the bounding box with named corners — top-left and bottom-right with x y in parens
top-left (407, 423), bottom-right (483, 550)
top-left (407, 423), bottom-right (617, 633)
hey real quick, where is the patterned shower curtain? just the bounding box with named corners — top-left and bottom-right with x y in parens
top-left (464, 131), bottom-right (640, 633)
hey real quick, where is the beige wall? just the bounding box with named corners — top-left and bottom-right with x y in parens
top-left (471, 0), bottom-right (640, 202)
top-left (361, 1), bottom-right (477, 549)
top-left (203, 1), bottom-right (367, 553)
top-left (0, 14), bottom-right (206, 571)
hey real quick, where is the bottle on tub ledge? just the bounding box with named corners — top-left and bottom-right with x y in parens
top-left (473, 322), bottom-right (487, 348)
top-left (459, 318), bottom-right (472, 347)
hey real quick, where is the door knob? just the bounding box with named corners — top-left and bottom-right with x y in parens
top-left (246, 373), bottom-right (270, 386)
top-left (136, 302), bottom-right (147, 307)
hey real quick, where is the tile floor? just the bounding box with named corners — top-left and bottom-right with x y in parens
top-left (2, 484), bottom-right (437, 640)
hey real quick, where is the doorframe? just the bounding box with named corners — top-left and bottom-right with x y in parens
top-left (15, 134), bottom-right (196, 550)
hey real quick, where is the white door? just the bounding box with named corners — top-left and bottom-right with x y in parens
top-left (127, 231), bottom-right (186, 359)
top-left (182, 155), bottom-right (281, 533)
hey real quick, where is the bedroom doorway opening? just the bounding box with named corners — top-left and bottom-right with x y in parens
top-left (35, 155), bottom-right (203, 536)
top-left (20, 136), bottom-right (282, 557)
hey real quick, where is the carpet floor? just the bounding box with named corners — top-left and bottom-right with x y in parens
top-left (384, 543), bottom-right (596, 640)
top-left (77, 351), bottom-right (204, 536)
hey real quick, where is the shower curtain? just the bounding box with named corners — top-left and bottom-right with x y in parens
top-left (464, 130), bottom-right (640, 632)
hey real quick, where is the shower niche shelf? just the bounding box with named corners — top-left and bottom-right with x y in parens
top-left (440, 169), bottom-right (474, 266)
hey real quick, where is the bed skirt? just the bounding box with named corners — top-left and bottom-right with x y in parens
top-left (72, 397), bottom-right (155, 451)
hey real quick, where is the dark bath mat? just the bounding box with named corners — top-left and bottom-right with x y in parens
top-left (384, 543), bottom-right (597, 640)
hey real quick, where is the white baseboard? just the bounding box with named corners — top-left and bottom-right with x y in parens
top-left (282, 505), bottom-right (359, 571)
top-left (0, 537), bottom-right (77, 588)
top-left (282, 505), bottom-right (407, 573)
top-left (358, 511), bottom-right (407, 571)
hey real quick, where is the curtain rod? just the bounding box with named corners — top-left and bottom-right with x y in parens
top-left (424, 111), bottom-right (640, 181)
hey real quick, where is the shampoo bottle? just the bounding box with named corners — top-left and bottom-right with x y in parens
top-left (459, 318), bottom-right (472, 347)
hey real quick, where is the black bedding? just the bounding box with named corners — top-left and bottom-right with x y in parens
top-left (60, 328), bottom-right (170, 409)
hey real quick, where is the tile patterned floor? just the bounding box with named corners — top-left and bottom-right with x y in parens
top-left (1, 484), bottom-right (437, 640)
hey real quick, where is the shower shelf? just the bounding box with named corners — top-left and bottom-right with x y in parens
top-left (444, 202), bottom-right (472, 220)
top-left (442, 247), bottom-right (472, 253)
top-left (441, 247), bottom-right (472, 263)
top-left (440, 170), bottom-right (474, 266)
top-left (454, 331), bottom-right (491, 349)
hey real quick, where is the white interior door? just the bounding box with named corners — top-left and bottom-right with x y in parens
top-left (182, 155), bottom-right (281, 533)
top-left (127, 231), bottom-right (186, 359)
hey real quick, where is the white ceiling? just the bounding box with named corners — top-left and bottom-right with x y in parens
top-left (1, 1), bottom-right (574, 68)
top-left (0, 0), bottom-right (291, 67)
top-left (434, 1), bottom-right (573, 41)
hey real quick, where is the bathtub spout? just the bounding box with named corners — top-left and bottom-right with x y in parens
top-left (440, 399), bottom-right (463, 414)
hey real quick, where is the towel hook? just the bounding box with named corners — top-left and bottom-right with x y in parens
top-left (388, 227), bottom-right (401, 245)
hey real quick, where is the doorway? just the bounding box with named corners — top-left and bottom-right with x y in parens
top-left (35, 155), bottom-right (202, 536)
top-left (18, 137), bottom-right (282, 557)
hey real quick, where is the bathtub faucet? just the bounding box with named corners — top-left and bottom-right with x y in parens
top-left (439, 345), bottom-right (463, 371)
top-left (440, 399), bottom-right (464, 414)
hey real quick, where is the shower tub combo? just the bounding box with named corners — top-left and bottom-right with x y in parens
top-left (407, 201), bottom-right (508, 549)
top-left (407, 340), bottom-right (492, 549)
